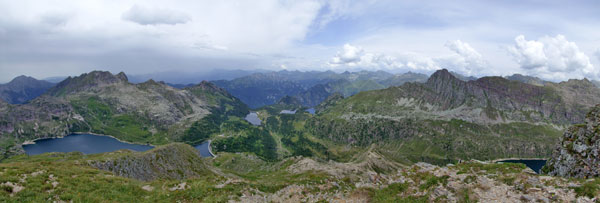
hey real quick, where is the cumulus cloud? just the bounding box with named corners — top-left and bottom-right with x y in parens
top-left (508, 35), bottom-right (597, 80)
top-left (328, 44), bottom-right (364, 66)
top-left (327, 41), bottom-right (488, 74)
top-left (327, 44), bottom-right (410, 70)
top-left (443, 40), bottom-right (487, 76)
top-left (122, 5), bottom-right (190, 25)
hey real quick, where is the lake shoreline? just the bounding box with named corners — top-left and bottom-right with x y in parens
top-left (489, 157), bottom-right (547, 163)
top-left (207, 140), bottom-right (216, 158)
top-left (21, 132), bottom-right (156, 147)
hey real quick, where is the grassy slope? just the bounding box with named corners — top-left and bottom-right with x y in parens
top-left (307, 83), bottom-right (564, 164)
top-left (2, 150), bottom-right (599, 201)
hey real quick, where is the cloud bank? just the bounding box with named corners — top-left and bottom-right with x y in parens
top-left (327, 40), bottom-right (488, 75)
top-left (1, 1), bottom-right (599, 82)
top-left (508, 35), bottom-right (597, 80)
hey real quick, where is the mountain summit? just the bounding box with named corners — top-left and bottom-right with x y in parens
top-left (0, 75), bottom-right (55, 104)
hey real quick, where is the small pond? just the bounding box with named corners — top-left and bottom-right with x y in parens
top-left (497, 159), bottom-right (547, 174)
top-left (244, 112), bottom-right (261, 126)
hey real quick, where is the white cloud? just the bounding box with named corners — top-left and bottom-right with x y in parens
top-left (443, 40), bottom-right (487, 76)
top-left (0, 0), bottom-right (326, 82)
top-left (328, 44), bottom-right (364, 66)
top-left (327, 41), bottom-right (488, 74)
top-left (508, 35), bottom-right (597, 80)
top-left (122, 5), bottom-right (190, 25)
top-left (327, 44), bottom-right (408, 70)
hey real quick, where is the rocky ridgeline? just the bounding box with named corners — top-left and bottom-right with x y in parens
top-left (238, 160), bottom-right (596, 202)
top-left (544, 104), bottom-right (600, 178)
top-left (88, 143), bottom-right (211, 181)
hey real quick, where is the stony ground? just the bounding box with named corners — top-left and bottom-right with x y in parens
top-left (2, 148), bottom-right (599, 202)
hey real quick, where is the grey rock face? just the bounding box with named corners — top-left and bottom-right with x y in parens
top-left (89, 143), bottom-right (211, 181)
top-left (544, 104), bottom-right (600, 178)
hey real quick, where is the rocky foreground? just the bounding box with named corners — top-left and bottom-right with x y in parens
top-left (1, 144), bottom-right (599, 202)
top-left (234, 160), bottom-right (597, 202)
top-left (545, 104), bottom-right (600, 178)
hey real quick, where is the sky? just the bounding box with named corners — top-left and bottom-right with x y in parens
top-left (1, 0), bottom-right (600, 83)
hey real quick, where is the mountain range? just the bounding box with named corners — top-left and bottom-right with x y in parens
top-left (2, 69), bottom-right (600, 201)
top-left (0, 71), bottom-right (249, 159)
top-left (212, 70), bottom-right (428, 108)
top-left (309, 69), bottom-right (600, 163)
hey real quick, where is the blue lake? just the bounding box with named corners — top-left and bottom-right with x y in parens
top-left (194, 141), bottom-right (214, 157)
top-left (22, 134), bottom-right (153, 155)
top-left (245, 112), bottom-right (261, 126)
top-left (497, 159), bottom-right (547, 174)
top-left (306, 108), bottom-right (315, 115)
top-left (23, 134), bottom-right (214, 158)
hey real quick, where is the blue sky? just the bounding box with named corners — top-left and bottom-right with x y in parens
top-left (1, 0), bottom-right (599, 82)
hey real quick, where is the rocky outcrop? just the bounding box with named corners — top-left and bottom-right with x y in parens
top-left (544, 104), bottom-right (600, 178)
top-left (89, 143), bottom-right (211, 181)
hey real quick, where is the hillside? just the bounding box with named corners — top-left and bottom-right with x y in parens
top-left (308, 69), bottom-right (600, 163)
top-left (1, 146), bottom-right (598, 202)
top-left (89, 143), bottom-right (212, 181)
top-left (0, 76), bottom-right (55, 104)
top-left (0, 71), bottom-right (249, 160)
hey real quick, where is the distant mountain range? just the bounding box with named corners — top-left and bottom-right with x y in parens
top-left (213, 70), bottom-right (428, 108)
top-left (127, 69), bottom-right (270, 84)
top-left (0, 76), bottom-right (55, 104)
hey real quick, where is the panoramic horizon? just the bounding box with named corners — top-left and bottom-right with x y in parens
top-left (4, 1), bottom-right (600, 202)
top-left (2, 0), bottom-right (600, 83)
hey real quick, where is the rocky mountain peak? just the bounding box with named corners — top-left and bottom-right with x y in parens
top-left (560, 78), bottom-right (596, 89)
top-left (544, 104), bottom-right (600, 178)
top-left (87, 71), bottom-right (128, 83)
top-left (425, 69), bottom-right (465, 91)
top-left (185, 81), bottom-right (231, 97)
top-left (47, 71), bottom-right (129, 96)
top-left (116, 72), bottom-right (128, 82)
top-left (427, 69), bottom-right (455, 83)
top-left (196, 81), bottom-right (224, 92)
